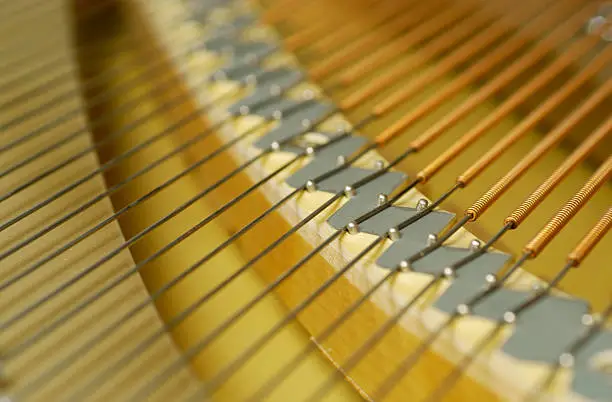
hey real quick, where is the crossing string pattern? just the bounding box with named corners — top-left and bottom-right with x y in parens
top-left (1, 0), bottom-right (611, 401)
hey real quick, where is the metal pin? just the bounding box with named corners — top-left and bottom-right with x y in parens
top-left (469, 239), bottom-right (481, 251)
top-left (456, 304), bottom-right (470, 316)
top-left (388, 227), bottom-right (401, 241)
top-left (587, 16), bottom-right (607, 35)
top-left (305, 180), bottom-right (317, 192)
top-left (559, 353), bottom-right (575, 368)
top-left (377, 193), bottom-right (388, 206)
top-left (239, 105), bottom-right (250, 115)
top-left (416, 198), bottom-right (429, 211)
top-left (269, 84), bottom-right (281, 96)
top-left (485, 274), bottom-right (497, 284)
top-left (305, 146), bottom-right (315, 155)
top-left (374, 160), bottom-right (385, 170)
top-left (426, 233), bottom-right (438, 246)
top-left (245, 74), bottom-right (257, 85)
top-left (270, 141), bottom-right (281, 151)
top-left (581, 313), bottom-right (595, 326)
top-left (344, 185), bottom-right (356, 198)
top-left (443, 267), bottom-right (455, 278)
top-left (302, 89), bottom-right (315, 100)
top-left (336, 155), bottom-right (346, 166)
top-left (503, 311), bottom-right (516, 324)
top-left (301, 118), bottom-right (312, 129)
top-left (346, 222), bottom-right (359, 235)
top-left (272, 110), bottom-right (283, 120)
top-left (399, 260), bottom-right (410, 272)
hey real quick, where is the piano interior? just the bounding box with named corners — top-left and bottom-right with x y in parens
top-left (0, 0), bottom-right (611, 401)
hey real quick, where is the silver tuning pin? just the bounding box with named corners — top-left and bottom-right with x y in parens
top-left (586, 3), bottom-right (612, 41)
top-left (346, 222), bottom-right (359, 235)
top-left (377, 193), bottom-right (388, 206)
top-left (344, 185), bottom-right (356, 198)
top-left (388, 227), bottom-right (401, 241)
top-left (416, 198), bottom-right (429, 211)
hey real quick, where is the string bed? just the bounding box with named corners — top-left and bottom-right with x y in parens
top-left (0, 0), bottom-right (611, 401)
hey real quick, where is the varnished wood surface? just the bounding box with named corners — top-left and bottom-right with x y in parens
top-left (0, 1), bottom-right (201, 401)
